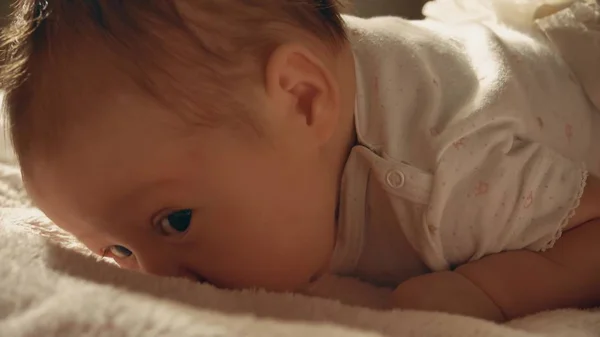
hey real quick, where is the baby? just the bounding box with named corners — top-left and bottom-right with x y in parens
top-left (2, 0), bottom-right (600, 322)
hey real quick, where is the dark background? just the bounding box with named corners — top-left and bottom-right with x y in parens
top-left (0, 1), bottom-right (8, 24)
top-left (352, 0), bottom-right (427, 18)
top-left (0, 0), bottom-right (428, 24)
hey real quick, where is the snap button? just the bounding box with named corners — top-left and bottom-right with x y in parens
top-left (385, 170), bottom-right (405, 189)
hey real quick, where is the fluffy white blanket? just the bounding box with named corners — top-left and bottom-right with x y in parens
top-left (1, 212), bottom-right (600, 337)
top-left (0, 162), bottom-right (599, 337)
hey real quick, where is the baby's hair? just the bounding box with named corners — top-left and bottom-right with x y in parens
top-left (0, 0), bottom-right (348, 164)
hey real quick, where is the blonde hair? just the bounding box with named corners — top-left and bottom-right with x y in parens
top-left (0, 0), bottom-right (348, 162)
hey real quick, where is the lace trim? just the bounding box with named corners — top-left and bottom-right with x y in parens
top-left (540, 167), bottom-right (588, 251)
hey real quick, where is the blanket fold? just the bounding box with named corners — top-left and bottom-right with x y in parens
top-left (1, 212), bottom-right (600, 337)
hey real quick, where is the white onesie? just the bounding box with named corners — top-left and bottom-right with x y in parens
top-left (330, 0), bottom-right (600, 287)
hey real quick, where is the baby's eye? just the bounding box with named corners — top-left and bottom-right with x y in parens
top-left (159, 209), bottom-right (193, 236)
top-left (108, 245), bottom-right (133, 259)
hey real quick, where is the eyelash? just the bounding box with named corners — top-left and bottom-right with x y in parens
top-left (99, 248), bottom-right (110, 259)
top-left (152, 208), bottom-right (172, 232)
top-left (153, 208), bottom-right (193, 236)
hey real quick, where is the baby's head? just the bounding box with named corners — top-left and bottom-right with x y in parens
top-left (1, 0), bottom-right (357, 290)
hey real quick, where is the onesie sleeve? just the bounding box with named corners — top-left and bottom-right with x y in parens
top-left (426, 123), bottom-right (588, 267)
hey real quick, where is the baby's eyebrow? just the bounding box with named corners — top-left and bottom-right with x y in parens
top-left (106, 178), bottom-right (178, 221)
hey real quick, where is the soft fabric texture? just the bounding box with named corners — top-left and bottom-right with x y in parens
top-left (332, 0), bottom-right (599, 285)
top-left (1, 162), bottom-right (600, 336)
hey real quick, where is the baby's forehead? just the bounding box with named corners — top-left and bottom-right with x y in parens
top-left (24, 114), bottom-right (192, 225)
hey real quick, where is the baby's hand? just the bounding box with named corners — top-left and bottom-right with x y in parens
top-left (392, 271), bottom-right (505, 322)
top-left (303, 274), bottom-right (393, 309)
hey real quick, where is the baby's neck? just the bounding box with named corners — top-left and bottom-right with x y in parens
top-left (308, 42), bottom-right (357, 280)
top-left (328, 43), bottom-right (358, 216)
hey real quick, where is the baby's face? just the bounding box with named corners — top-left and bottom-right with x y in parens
top-left (25, 91), bottom-right (338, 291)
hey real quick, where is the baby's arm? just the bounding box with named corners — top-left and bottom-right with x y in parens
top-left (392, 176), bottom-right (600, 321)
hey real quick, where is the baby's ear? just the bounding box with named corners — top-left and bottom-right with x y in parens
top-left (263, 43), bottom-right (340, 145)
